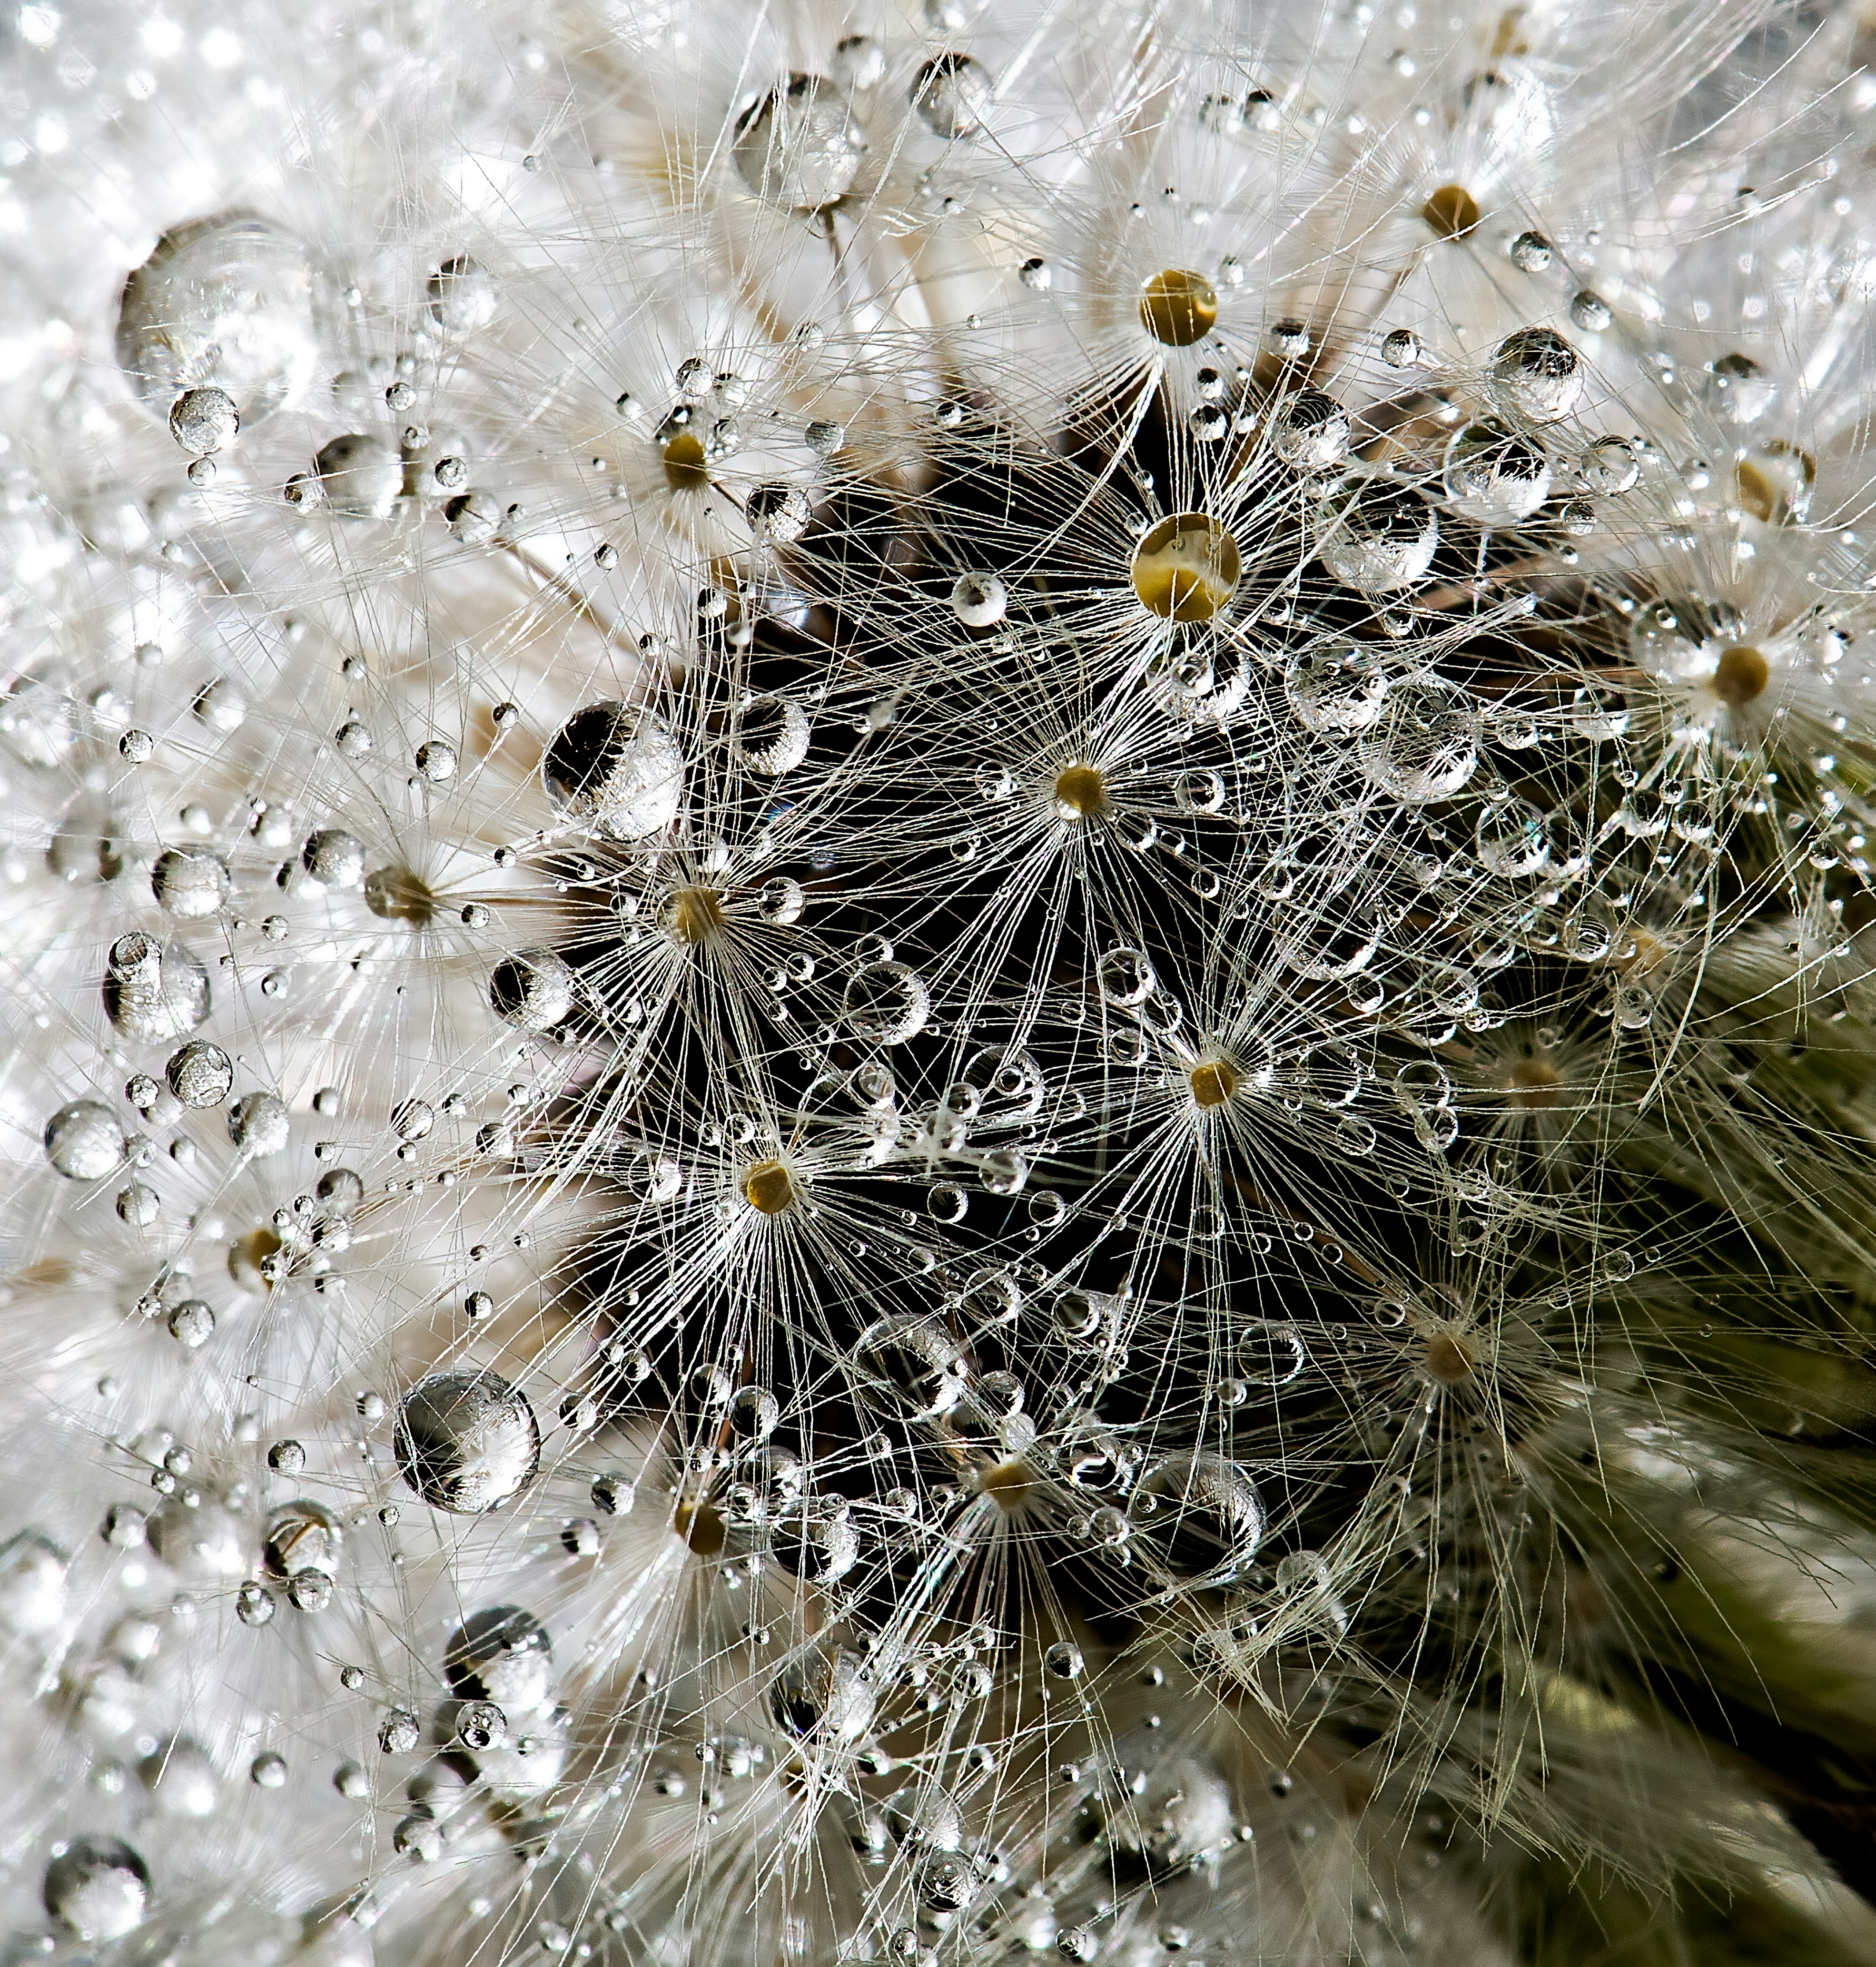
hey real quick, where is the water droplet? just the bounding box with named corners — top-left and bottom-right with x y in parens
top-left (734, 695), bottom-right (811, 775)
top-left (1272, 389), bottom-right (1350, 470)
top-left (426, 255), bottom-right (497, 334)
top-left (168, 385), bottom-right (238, 455)
top-left (1443, 418), bottom-right (1552, 524)
top-left (542, 702), bottom-right (683, 839)
top-left (1359, 680), bottom-right (1478, 801)
top-left (1490, 326), bottom-right (1581, 422)
top-left (1237, 1320), bottom-right (1306, 1387)
top-left (1317, 478), bottom-right (1437, 591)
top-left (395, 1372), bottom-right (541, 1514)
top-left (843, 961), bottom-right (930, 1043)
top-left (746, 480), bottom-right (813, 543)
top-left (313, 433), bottom-right (404, 519)
top-left (1570, 289), bottom-right (1611, 332)
top-left (1097, 946), bottom-right (1155, 1007)
top-left (166, 1039), bottom-right (233, 1109)
top-left (1130, 512), bottom-right (1239, 619)
top-left (228, 1091), bottom-right (291, 1156)
top-left (118, 211), bottom-right (318, 428)
top-left (1126, 1452), bottom-right (1264, 1584)
top-left (734, 75), bottom-right (866, 210)
top-left (854, 1315), bottom-right (968, 1419)
top-left (1138, 267), bottom-right (1218, 346)
top-left (43, 1838), bottom-right (149, 1941)
top-left (1284, 644), bottom-right (1391, 733)
top-left (302, 828), bottom-right (366, 889)
top-left (949, 571), bottom-right (1007, 627)
top-left (103, 932), bottom-right (210, 1042)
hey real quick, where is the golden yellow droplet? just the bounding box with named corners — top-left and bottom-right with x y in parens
top-left (1710, 643), bottom-right (1770, 707)
top-left (742, 1158), bottom-right (795, 1215)
top-left (662, 885), bottom-right (726, 944)
top-left (1506, 1055), bottom-right (1563, 1110)
top-left (1052, 763), bottom-right (1109, 820)
top-left (1423, 1332), bottom-right (1477, 1387)
top-left (1189, 1059), bottom-right (1240, 1109)
top-left (1422, 183), bottom-right (1481, 240)
top-left (1130, 512), bottom-right (1241, 621)
top-left (663, 432), bottom-right (710, 490)
top-left (1138, 268), bottom-right (1219, 347)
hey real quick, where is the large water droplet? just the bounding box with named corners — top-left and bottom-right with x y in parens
top-left (117, 211), bottom-right (318, 428)
top-left (1317, 479), bottom-right (1437, 592)
top-left (395, 1371), bottom-right (541, 1514)
top-left (1442, 419), bottom-right (1552, 524)
top-left (103, 933), bottom-right (210, 1043)
top-left (843, 961), bottom-right (930, 1043)
top-left (734, 74), bottom-right (866, 211)
top-left (1284, 645), bottom-right (1391, 734)
top-left (542, 702), bottom-right (683, 839)
top-left (43, 1839), bottom-right (149, 1942)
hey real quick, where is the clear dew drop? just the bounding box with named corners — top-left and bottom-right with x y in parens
top-left (168, 386), bottom-right (238, 455)
top-left (415, 738), bottom-right (458, 782)
top-left (1580, 435), bottom-right (1639, 495)
top-left (313, 433), bottom-right (404, 519)
top-left (103, 932), bottom-right (211, 1043)
top-left (1570, 289), bottom-right (1612, 332)
top-left (489, 949), bottom-right (574, 1031)
top-left (733, 75), bottom-right (866, 212)
top-left (949, 570), bottom-right (1007, 627)
top-left (1097, 946), bottom-right (1155, 1007)
top-left (1272, 389), bottom-right (1350, 471)
top-left (1124, 1451), bottom-right (1265, 1584)
top-left (1442, 418), bottom-right (1553, 524)
top-left (1358, 679), bottom-right (1479, 802)
top-left (395, 1371), bottom-right (542, 1515)
top-left (734, 694), bottom-right (811, 775)
top-left (542, 701), bottom-right (683, 840)
top-left (1703, 350), bottom-right (1777, 426)
top-left (912, 51), bottom-right (993, 139)
top-left (302, 828), bottom-right (366, 889)
top-left (746, 480), bottom-right (813, 543)
top-left (1317, 479), bottom-right (1438, 592)
top-left (843, 960), bottom-right (930, 1044)
top-left (0, 1530), bottom-right (67, 1636)
top-left (854, 1315), bottom-right (968, 1419)
top-left (1284, 644), bottom-right (1392, 734)
top-left (1237, 1319), bottom-right (1306, 1387)
top-left (1490, 326), bottom-right (1582, 423)
top-left (43, 1838), bottom-right (150, 1942)
top-left (426, 255), bottom-right (497, 334)
top-left (117, 211), bottom-right (318, 428)
top-left (769, 1647), bottom-right (875, 1741)
top-left (167, 1039), bottom-right (234, 1109)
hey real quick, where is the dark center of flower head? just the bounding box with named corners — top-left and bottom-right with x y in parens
top-left (1422, 182), bottom-right (1482, 239)
top-left (1710, 643), bottom-right (1771, 706)
top-left (1053, 763), bottom-right (1110, 818)
top-left (741, 1158), bottom-right (795, 1214)
top-left (1138, 268), bottom-right (1218, 346)
top-left (1507, 1054), bottom-right (1564, 1109)
top-left (1189, 1059), bottom-right (1240, 1109)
